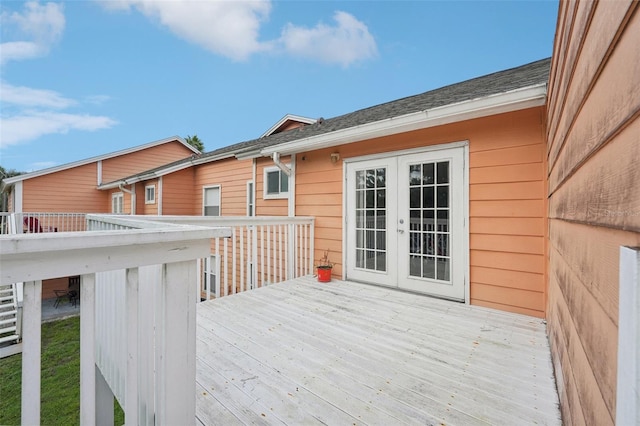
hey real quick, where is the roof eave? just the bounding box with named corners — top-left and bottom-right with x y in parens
top-left (3, 136), bottom-right (197, 185)
top-left (261, 83), bottom-right (547, 156)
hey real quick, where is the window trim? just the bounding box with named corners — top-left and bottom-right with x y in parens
top-left (145, 184), bottom-right (156, 204)
top-left (112, 192), bottom-right (124, 214)
top-left (263, 165), bottom-right (289, 200)
top-left (202, 184), bottom-right (221, 216)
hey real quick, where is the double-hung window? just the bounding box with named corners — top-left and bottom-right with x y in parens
top-left (203, 185), bottom-right (221, 216)
top-left (145, 185), bottom-right (156, 204)
top-left (264, 166), bottom-right (289, 199)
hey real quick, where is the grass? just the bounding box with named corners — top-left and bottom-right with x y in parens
top-left (0, 316), bottom-right (124, 425)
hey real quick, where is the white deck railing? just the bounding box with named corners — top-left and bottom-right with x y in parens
top-left (88, 215), bottom-right (316, 299)
top-left (0, 217), bottom-right (230, 425)
top-left (0, 212), bottom-right (87, 234)
top-left (0, 212), bottom-right (315, 424)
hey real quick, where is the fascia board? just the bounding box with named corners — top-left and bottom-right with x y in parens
top-left (261, 84), bottom-right (547, 156)
top-left (97, 152), bottom-right (236, 190)
top-left (4, 136), bottom-right (194, 184)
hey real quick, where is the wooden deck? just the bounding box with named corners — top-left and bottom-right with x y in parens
top-left (195, 277), bottom-right (561, 425)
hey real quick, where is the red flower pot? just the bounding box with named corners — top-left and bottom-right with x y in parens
top-left (317, 267), bottom-right (332, 283)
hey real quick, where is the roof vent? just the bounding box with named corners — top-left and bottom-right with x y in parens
top-left (317, 117), bottom-right (325, 124)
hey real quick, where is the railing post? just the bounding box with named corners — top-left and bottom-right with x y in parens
top-left (21, 280), bottom-right (41, 426)
top-left (156, 260), bottom-right (196, 425)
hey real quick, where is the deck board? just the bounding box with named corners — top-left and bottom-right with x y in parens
top-left (196, 277), bottom-right (561, 425)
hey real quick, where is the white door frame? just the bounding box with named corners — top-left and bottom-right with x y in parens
top-left (342, 141), bottom-right (469, 302)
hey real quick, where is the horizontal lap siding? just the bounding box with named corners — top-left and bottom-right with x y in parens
top-left (195, 158), bottom-right (252, 216)
top-left (136, 180), bottom-right (158, 215)
top-left (23, 162), bottom-right (109, 212)
top-left (101, 141), bottom-right (193, 183)
top-left (295, 107), bottom-right (547, 315)
top-left (162, 169), bottom-right (196, 215)
top-left (545, 1), bottom-right (640, 424)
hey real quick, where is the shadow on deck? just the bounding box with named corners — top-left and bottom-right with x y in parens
top-left (195, 276), bottom-right (561, 425)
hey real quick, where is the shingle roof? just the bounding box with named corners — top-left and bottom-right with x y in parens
top-left (107, 57), bottom-right (551, 185)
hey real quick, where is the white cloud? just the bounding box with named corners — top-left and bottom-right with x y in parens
top-left (0, 111), bottom-right (118, 148)
top-left (0, 1), bottom-right (65, 65)
top-left (1, 82), bottom-right (76, 109)
top-left (98, 1), bottom-right (377, 66)
top-left (100, 0), bottom-right (272, 61)
top-left (280, 11), bottom-right (378, 67)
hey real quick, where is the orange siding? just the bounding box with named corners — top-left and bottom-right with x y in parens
top-left (296, 107), bottom-right (547, 317)
top-left (162, 168), bottom-right (197, 215)
top-left (545, 1), bottom-right (640, 424)
top-left (101, 140), bottom-right (193, 184)
top-left (22, 162), bottom-right (108, 213)
top-left (194, 158), bottom-right (253, 216)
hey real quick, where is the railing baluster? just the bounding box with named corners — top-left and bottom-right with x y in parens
top-left (239, 226), bottom-right (245, 293)
top-left (232, 227), bottom-right (237, 294)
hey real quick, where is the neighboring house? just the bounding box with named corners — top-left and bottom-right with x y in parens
top-left (3, 136), bottom-right (199, 215)
top-left (1, 136), bottom-right (199, 298)
top-left (3, 1), bottom-right (639, 422)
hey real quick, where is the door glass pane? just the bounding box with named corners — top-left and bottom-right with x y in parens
top-left (406, 160), bottom-right (451, 282)
top-left (354, 167), bottom-right (387, 272)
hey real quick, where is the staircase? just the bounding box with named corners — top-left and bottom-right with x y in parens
top-left (0, 283), bottom-right (21, 357)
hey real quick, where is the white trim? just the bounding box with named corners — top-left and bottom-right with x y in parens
top-left (4, 136), bottom-right (198, 185)
top-left (158, 177), bottom-right (163, 215)
top-left (14, 181), bottom-right (23, 213)
top-left (342, 140), bottom-right (469, 164)
top-left (617, 246), bottom-right (640, 425)
top-left (97, 161), bottom-right (102, 186)
top-left (261, 84), bottom-right (546, 156)
top-left (130, 184), bottom-right (136, 215)
top-left (263, 165), bottom-right (290, 200)
top-left (145, 184), bottom-right (156, 205)
top-left (463, 145), bottom-right (470, 305)
top-left (288, 156), bottom-right (296, 217)
top-left (260, 114), bottom-right (317, 138)
top-left (202, 185), bottom-right (221, 216)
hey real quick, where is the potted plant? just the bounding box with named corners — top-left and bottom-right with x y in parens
top-left (315, 250), bottom-right (334, 283)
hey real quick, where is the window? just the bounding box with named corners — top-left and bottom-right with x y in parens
top-left (112, 192), bottom-right (124, 214)
top-left (204, 254), bottom-right (218, 293)
top-left (247, 181), bottom-right (255, 216)
top-left (203, 185), bottom-right (221, 216)
top-left (145, 185), bottom-right (156, 204)
top-left (263, 166), bottom-right (289, 199)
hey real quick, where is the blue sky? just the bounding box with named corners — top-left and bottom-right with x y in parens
top-left (1, 0), bottom-right (559, 173)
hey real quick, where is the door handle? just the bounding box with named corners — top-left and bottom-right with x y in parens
top-left (398, 229), bottom-right (405, 234)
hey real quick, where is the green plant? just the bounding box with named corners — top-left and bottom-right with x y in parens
top-left (316, 250), bottom-right (334, 270)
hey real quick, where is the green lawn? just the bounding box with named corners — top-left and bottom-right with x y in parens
top-left (0, 316), bottom-right (124, 425)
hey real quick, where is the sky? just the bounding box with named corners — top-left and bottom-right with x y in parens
top-left (0, 0), bottom-right (559, 173)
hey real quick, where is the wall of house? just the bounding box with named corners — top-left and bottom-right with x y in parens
top-left (256, 156), bottom-right (290, 216)
top-left (295, 106), bottom-right (548, 317)
top-left (162, 168), bottom-right (197, 215)
top-left (22, 162), bottom-right (108, 213)
top-left (101, 141), bottom-right (193, 184)
top-left (545, 1), bottom-right (640, 424)
top-left (194, 158), bottom-right (253, 216)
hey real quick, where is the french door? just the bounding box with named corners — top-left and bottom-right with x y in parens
top-left (345, 146), bottom-right (466, 301)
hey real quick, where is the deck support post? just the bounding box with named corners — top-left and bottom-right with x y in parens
top-left (21, 280), bottom-right (41, 426)
top-left (80, 273), bottom-right (97, 426)
top-left (156, 260), bottom-right (196, 425)
top-left (125, 267), bottom-right (139, 423)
